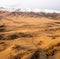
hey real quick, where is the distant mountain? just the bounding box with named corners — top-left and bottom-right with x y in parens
top-left (0, 7), bottom-right (60, 20)
top-left (14, 8), bottom-right (60, 13)
top-left (0, 7), bottom-right (60, 13)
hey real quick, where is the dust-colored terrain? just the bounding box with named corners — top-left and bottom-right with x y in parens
top-left (0, 11), bottom-right (60, 59)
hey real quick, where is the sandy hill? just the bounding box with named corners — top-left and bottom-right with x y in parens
top-left (0, 11), bottom-right (60, 59)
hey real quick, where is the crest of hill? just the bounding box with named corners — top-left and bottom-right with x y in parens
top-left (0, 7), bottom-right (60, 20)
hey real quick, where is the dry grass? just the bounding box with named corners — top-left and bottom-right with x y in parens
top-left (0, 11), bottom-right (60, 59)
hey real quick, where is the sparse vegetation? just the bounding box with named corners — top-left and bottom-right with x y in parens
top-left (30, 49), bottom-right (47, 59)
top-left (18, 33), bottom-right (33, 37)
top-left (55, 22), bottom-right (60, 24)
top-left (6, 33), bottom-right (33, 40)
top-left (48, 35), bottom-right (60, 39)
top-left (9, 53), bottom-right (23, 59)
top-left (7, 34), bottom-right (18, 40)
top-left (0, 34), bottom-right (5, 40)
top-left (0, 24), bottom-right (6, 32)
top-left (0, 11), bottom-right (60, 59)
top-left (12, 45), bottom-right (26, 51)
top-left (0, 42), bottom-right (9, 52)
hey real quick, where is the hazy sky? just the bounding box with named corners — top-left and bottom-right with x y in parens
top-left (0, 0), bottom-right (60, 10)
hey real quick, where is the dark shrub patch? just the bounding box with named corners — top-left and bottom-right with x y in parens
top-left (18, 33), bottom-right (33, 37)
top-left (0, 24), bottom-right (6, 32)
top-left (9, 53), bottom-right (24, 59)
top-left (7, 33), bottom-right (33, 40)
top-left (0, 28), bottom-right (5, 32)
top-left (8, 34), bottom-right (18, 40)
top-left (0, 34), bottom-right (5, 40)
top-left (0, 24), bottom-right (5, 27)
top-left (55, 22), bottom-right (60, 24)
top-left (30, 49), bottom-right (47, 59)
top-left (12, 45), bottom-right (25, 51)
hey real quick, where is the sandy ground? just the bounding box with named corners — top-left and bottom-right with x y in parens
top-left (0, 12), bottom-right (60, 59)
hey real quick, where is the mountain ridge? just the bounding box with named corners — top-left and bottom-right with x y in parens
top-left (0, 7), bottom-right (60, 13)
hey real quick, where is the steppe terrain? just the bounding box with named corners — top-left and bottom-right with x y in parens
top-left (0, 11), bottom-right (60, 59)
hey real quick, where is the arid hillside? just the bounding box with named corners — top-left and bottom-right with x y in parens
top-left (0, 11), bottom-right (60, 59)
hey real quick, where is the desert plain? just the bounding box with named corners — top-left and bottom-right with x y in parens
top-left (0, 11), bottom-right (60, 59)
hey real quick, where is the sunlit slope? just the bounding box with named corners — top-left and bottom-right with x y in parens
top-left (0, 11), bottom-right (60, 59)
